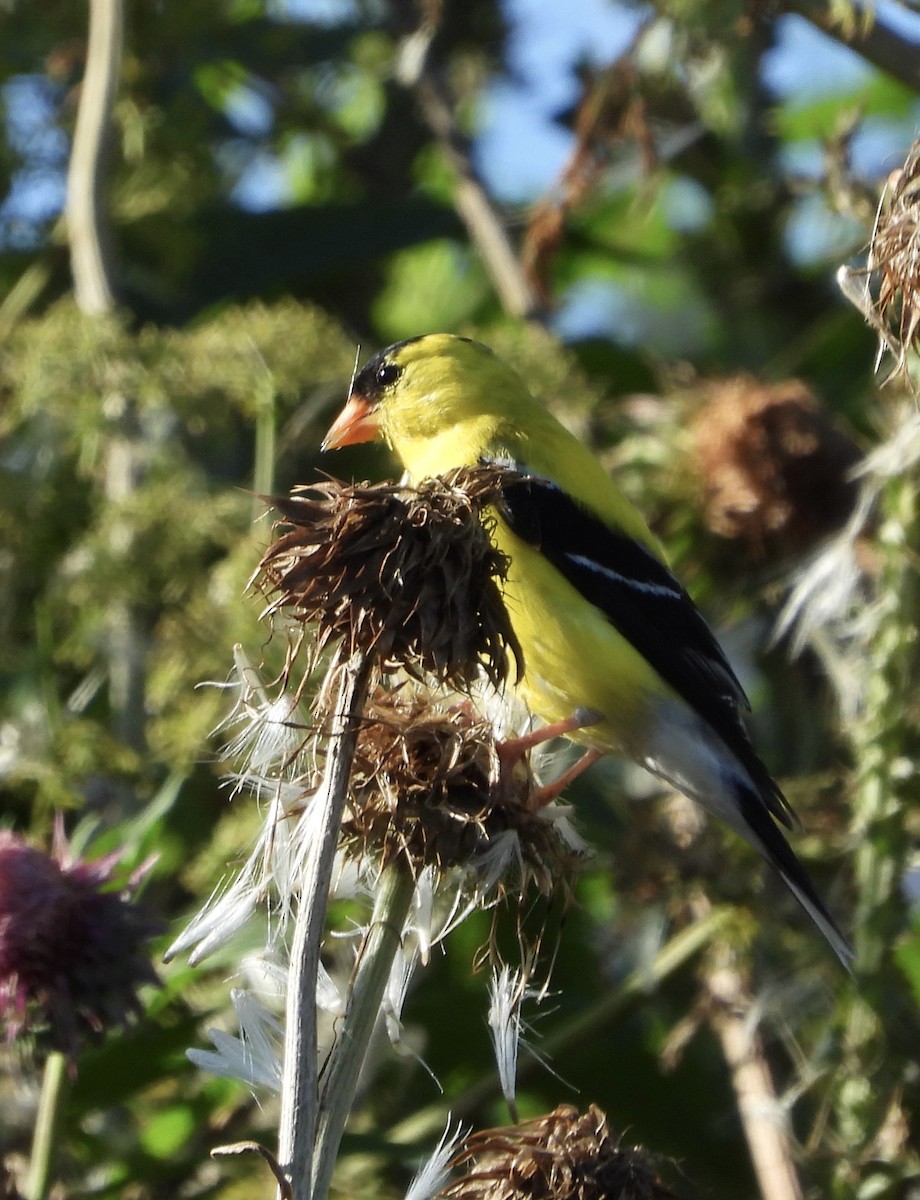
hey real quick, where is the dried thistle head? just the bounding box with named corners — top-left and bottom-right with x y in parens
top-left (256, 467), bottom-right (523, 689)
top-left (869, 141), bottom-right (920, 375)
top-left (692, 376), bottom-right (861, 558)
top-left (341, 687), bottom-right (584, 899)
top-left (441, 1105), bottom-right (679, 1200)
top-left (839, 137), bottom-right (920, 385)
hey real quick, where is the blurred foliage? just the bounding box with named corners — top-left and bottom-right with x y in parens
top-left (1, 0), bottom-right (920, 1198)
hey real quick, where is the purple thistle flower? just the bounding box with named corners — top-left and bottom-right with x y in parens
top-left (0, 829), bottom-right (160, 1056)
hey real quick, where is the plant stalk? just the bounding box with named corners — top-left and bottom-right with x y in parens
top-left (26, 1050), bottom-right (71, 1200)
top-left (311, 860), bottom-right (417, 1200)
top-left (67, 0), bottom-right (123, 313)
top-left (277, 648), bottom-right (374, 1200)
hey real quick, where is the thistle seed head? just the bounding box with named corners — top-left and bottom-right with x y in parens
top-left (441, 1105), bottom-right (679, 1200)
top-left (693, 376), bottom-right (860, 558)
top-left (256, 468), bottom-right (523, 689)
top-left (868, 141), bottom-right (920, 381)
top-left (340, 687), bottom-right (584, 897)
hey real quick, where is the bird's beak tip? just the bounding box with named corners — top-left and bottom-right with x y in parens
top-left (322, 393), bottom-right (379, 451)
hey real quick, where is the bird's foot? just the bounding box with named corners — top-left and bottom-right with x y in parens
top-left (495, 708), bottom-right (601, 808)
top-left (531, 748), bottom-right (602, 810)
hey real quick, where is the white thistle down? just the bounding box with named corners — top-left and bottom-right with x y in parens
top-left (218, 645), bottom-right (313, 794)
top-left (167, 649), bottom-right (341, 964)
top-left (775, 408), bottom-right (920, 718)
top-left (383, 938), bottom-right (420, 1046)
top-left (487, 965), bottom-right (528, 1112)
top-left (187, 988), bottom-right (283, 1091)
top-left (403, 1119), bottom-right (467, 1200)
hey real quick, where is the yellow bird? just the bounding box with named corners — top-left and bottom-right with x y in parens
top-left (323, 333), bottom-right (851, 965)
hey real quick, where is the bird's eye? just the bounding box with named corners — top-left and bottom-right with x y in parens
top-left (374, 362), bottom-right (401, 387)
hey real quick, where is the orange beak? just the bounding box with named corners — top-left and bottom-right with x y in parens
top-left (322, 393), bottom-right (380, 450)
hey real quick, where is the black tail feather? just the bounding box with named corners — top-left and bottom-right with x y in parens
top-left (738, 785), bottom-right (853, 969)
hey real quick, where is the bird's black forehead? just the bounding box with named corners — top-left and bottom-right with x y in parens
top-left (364, 337), bottom-right (419, 372)
top-left (352, 335), bottom-right (475, 399)
top-left (351, 338), bottom-right (415, 400)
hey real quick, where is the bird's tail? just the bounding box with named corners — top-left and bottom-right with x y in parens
top-left (638, 714), bottom-right (853, 967)
top-left (733, 780), bottom-right (854, 969)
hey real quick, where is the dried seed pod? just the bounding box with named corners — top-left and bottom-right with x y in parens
top-left (693, 376), bottom-right (861, 558)
top-left (857, 139), bottom-right (920, 382)
top-left (256, 467), bottom-right (523, 689)
top-left (341, 687), bottom-right (584, 896)
top-left (837, 137), bottom-right (920, 385)
top-left (442, 1104), bottom-right (679, 1200)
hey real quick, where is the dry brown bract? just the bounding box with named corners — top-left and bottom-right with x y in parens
top-left (869, 142), bottom-right (920, 377)
top-left (839, 137), bottom-right (920, 385)
top-left (441, 1105), bottom-right (678, 1200)
top-left (256, 467), bottom-right (523, 689)
top-left (693, 376), bottom-right (860, 558)
top-left (342, 688), bottom-right (583, 893)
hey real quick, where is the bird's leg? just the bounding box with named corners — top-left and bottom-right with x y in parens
top-left (531, 747), bottom-right (603, 810)
top-left (498, 707), bottom-right (602, 759)
top-left (496, 707), bottom-right (601, 805)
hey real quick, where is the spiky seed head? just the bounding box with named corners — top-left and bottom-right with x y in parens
top-left (693, 376), bottom-right (860, 558)
top-left (0, 831), bottom-right (160, 1056)
top-left (869, 140), bottom-right (920, 381)
top-left (441, 1104), bottom-right (679, 1200)
top-left (256, 467), bottom-right (523, 689)
top-left (340, 687), bottom-right (583, 895)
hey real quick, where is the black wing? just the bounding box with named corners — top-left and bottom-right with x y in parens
top-left (496, 471), bottom-right (795, 829)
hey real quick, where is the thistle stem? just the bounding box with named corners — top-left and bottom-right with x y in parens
top-left (312, 860), bottom-right (417, 1200)
top-left (252, 369), bottom-right (277, 521)
top-left (277, 648), bottom-right (374, 1200)
top-left (706, 953), bottom-right (803, 1200)
top-left (26, 1050), bottom-right (71, 1200)
top-left (832, 471), bottom-right (919, 1195)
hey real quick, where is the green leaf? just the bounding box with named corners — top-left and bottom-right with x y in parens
top-left (372, 240), bottom-right (490, 340)
top-left (138, 1105), bottom-right (199, 1157)
top-left (773, 74), bottom-right (916, 141)
top-left (895, 922), bottom-right (920, 1010)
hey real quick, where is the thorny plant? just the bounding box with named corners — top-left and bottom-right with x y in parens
top-left (438, 1104), bottom-right (677, 1200)
top-left (838, 136), bottom-right (920, 388)
top-left (170, 467), bottom-right (623, 1200)
top-left (257, 468), bottom-right (524, 690)
top-left (778, 133), bottom-right (920, 1195)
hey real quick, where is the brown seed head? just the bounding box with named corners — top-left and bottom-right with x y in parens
top-left (867, 139), bottom-right (920, 381)
top-left (256, 468), bottom-right (523, 689)
top-left (692, 376), bottom-right (861, 558)
top-left (442, 1105), bottom-right (679, 1200)
top-left (341, 688), bottom-right (583, 894)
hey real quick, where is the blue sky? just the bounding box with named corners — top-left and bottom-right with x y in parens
top-left (476, 1), bottom-right (917, 203)
top-left (3, 0), bottom-right (920, 268)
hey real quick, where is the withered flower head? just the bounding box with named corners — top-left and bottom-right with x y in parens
top-left (0, 830), bottom-right (160, 1056)
top-left (342, 688), bottom-right (584, 897)
top-left (257, 467), bottom-right (523, 688)
top-left (441, 1105), bottom-right (679, 1200)
top-left (843, 137), bottom-right (920, 383)
top-left (692, 376), bottom-right (861, 558)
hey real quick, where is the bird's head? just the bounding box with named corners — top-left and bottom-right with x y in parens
top-left (323, 334), bottom-right (532, 476)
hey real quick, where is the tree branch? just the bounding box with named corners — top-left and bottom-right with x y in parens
top-left (706, 955), bottom-right (804, 1200)
top-left (412, 74), bottom-right (543, 321)
top-left (784, 0), bottom-right (920, 92)
top-left (67, 0), bottom-right (123, 314)
top-left (394, 15), bottom-right (543, 326)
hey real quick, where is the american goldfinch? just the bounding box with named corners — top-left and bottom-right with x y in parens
top-left (323, 333), bottom-right (851, 965)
